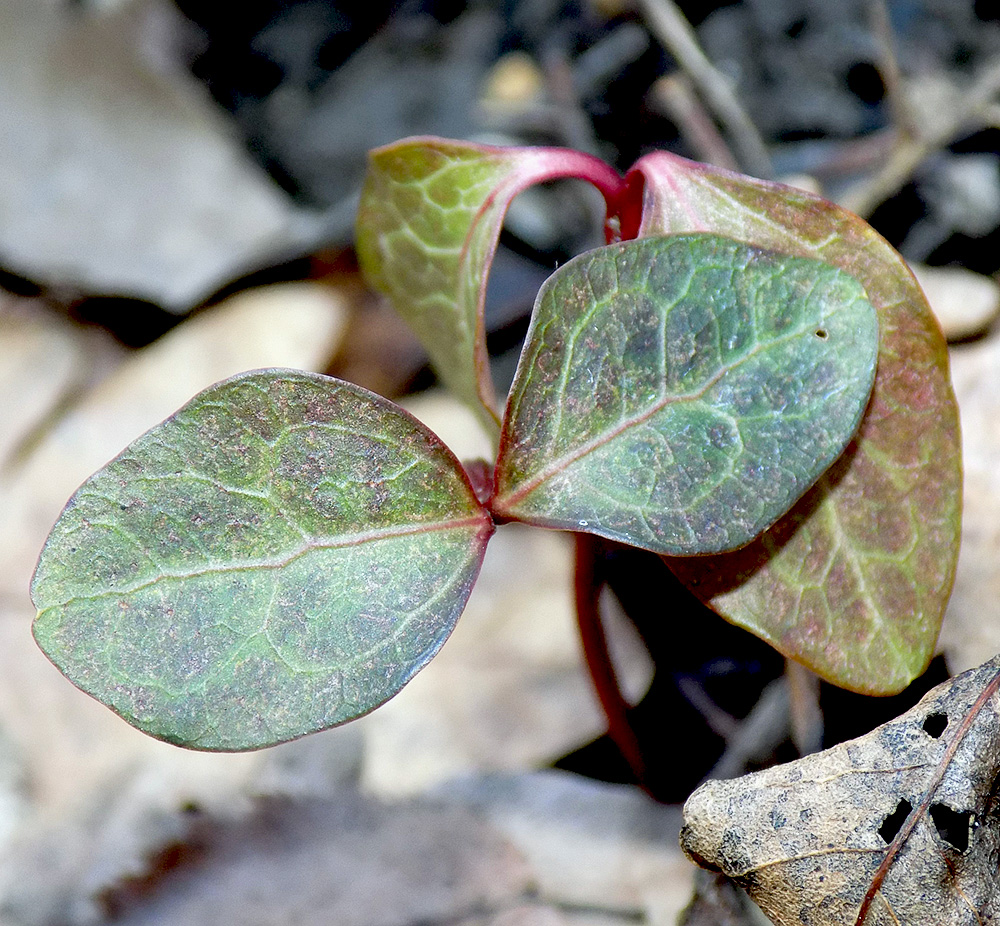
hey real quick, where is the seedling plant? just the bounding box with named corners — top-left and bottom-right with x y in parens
top-left (30, 137), bottom-right (961, 763)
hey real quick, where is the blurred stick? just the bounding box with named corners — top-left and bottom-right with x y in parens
top-left (638, 0), bottom-right (773, 179)
top-left (786, 659), bottom-right (823, 756)
top-left (649, 73), bottom-right (740, 171)
top-left (865, 0), bottom-right (917, 139)
top-left (706, 678), bottom-right (790, 782)
top-left (841, 53), bottom-right (1000, 216)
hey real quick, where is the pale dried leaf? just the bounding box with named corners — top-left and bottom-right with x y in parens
top-left (681, 656), bottom-right (1000, 925)
top-left (939, 326), bottom-right (1000, 673)
top-left (0, 0), bottom-right (318, 309)
top-left (0, 791), bottom-right (533, 926)
top-left (358, 522), bottom-right (603, 796)
top-left (0, 771), bottom-right (682, 926)
top-left (0, 304), bottom-right (87, 468)
top-left (910, 263), bottom-right (1000, 342)
top-left (446, 771), bottom-right (692, 925)
top-left (0, 283), bottom-right (345, 811)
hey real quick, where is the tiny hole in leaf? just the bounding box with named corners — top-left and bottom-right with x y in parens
top-left (922, 712), bottom-right (948, 738)
top-left (814, 328), bottom-right (829, 339)
top-left (930, 803), bottom-right (974, 852)
top-left (878, 799), bottom-right (912, 843)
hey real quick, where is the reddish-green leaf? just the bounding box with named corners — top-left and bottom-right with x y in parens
top-left (491, 234), bottom-right (879, 555)
top-left (632, 153), bottom-right (961, 693)
top-left (356, 136), bottom-right (622, 431)
top-left (31, 370), bottom-right (494, 750)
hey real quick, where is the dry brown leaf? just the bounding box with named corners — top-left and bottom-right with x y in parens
top-left (358, 521), bottom-right (605, 796)
top-left (910, 263), bottom-right (1000, 342)
top-left (680, 655), bottom-right (1000, 925)
top-left (0, 303), bottom-right (89, 468)
top-left (442, 771), bottom-right (691, 924)
top-left (0, 771), bottom-right (683, 926)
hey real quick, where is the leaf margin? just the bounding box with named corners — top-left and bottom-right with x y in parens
top-left (631, 151), bottom-right (962, 694)
top-left (30, 368), bottom-right (496, 751)
top-left (356, 135), bottom-right (625, 433)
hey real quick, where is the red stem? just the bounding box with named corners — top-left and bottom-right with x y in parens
top-left (573, 533), bottom-right (647, 788)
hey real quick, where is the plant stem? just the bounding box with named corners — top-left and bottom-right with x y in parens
top-left (573, 533), bottom-right (647, 787)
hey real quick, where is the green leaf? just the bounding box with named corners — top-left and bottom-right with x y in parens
top-left (31, 370), bottom-right (494, 750)
top-left (632, 153), bottom-right (962, 693)
top-left (356, 136), bottom-right (623, 433)
top-left (491, 234), bottom-right (879, 555)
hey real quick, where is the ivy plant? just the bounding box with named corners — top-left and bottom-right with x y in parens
top-left (30, 137), bottom-right (961, 751)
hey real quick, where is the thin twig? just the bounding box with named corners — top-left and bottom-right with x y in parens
top-left (676, 676), bottom-right (740, 740)
top-left (865, 0), bottom-right (917, 138)
top-left (705, 678), bottom-right (790, 782)
top-left (841, 53), bottom-right (1000, 216)
top-left (637, 0), bottom-right (773, 179)
top-left (649, 73), bottom-right (740, 171)
top-left (785, 659), bottom-right (823, 756)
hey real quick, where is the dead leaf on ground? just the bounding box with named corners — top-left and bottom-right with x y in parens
top-left (0, 772), bottom-right (682, 926)
top-left (0, 0), bottom-right (322, 309)
top-left (0, 283), bottom-right (346, 815)
top-left (938, 325), bottom-right (1000, 674)
top-left (0, 790), bottom-right (533, 926)
top-left (442, 770), bottom-right (691, 924)
top-left (0, 300), bottom-right (93, 469)
top-left (358, 521), bottom-right (605, 796)
top-left (680, 654), bottom-right (1000, 925)
top-left (910, 263), bottom-right (999, 342)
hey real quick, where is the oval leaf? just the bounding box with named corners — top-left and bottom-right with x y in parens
top-left (632, 153), bottom-right (962, 693)
top-left (356, 136), bottom-right (623, 431)
top-left (492, 234), bottom-right (879, 555)
top-left (31, 370), bottom-right (494, 750)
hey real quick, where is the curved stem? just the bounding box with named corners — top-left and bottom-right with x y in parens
top-left (573, 533), bottom-right (647, 787)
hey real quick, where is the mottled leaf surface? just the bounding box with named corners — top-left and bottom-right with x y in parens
top-left (356, 137), bottom-right (622, 430)
top-left (681, 655), bottom-right (1000, 925)
top-left (634, 153), bottom-right (962, 692)
top-left (492, 234), bottom-right (879, 555)
top-left (31, 370), bottom-right (493, 750)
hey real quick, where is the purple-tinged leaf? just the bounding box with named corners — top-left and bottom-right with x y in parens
top-left (492, 234), bottom-right (878, 555)
top-left (356, 136), bottom-right (624, 431)
top-left (631, 153), bottom-right (961, 693)
top-left (31, 370), bottom-right (494, 750)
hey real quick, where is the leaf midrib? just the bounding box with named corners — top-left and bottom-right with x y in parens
top-left (38, 513), bottom-right (491, 610)
top-left (497, 318), bottom-right (835, 512)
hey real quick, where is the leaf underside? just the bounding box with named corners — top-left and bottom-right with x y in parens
top-left (493, 234), bottom-right (879, 556)
top-left (634, 153), bottom-right (962, 693)
top-left (681, 654), bottom-right (1000, 926)
top-left (31, 370), bottom-right (493, 750)
top-left (356, 136), bottom-right (620, 432)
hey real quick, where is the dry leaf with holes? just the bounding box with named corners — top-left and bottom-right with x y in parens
top-left (680, 655), bottom-right (1000, 925)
